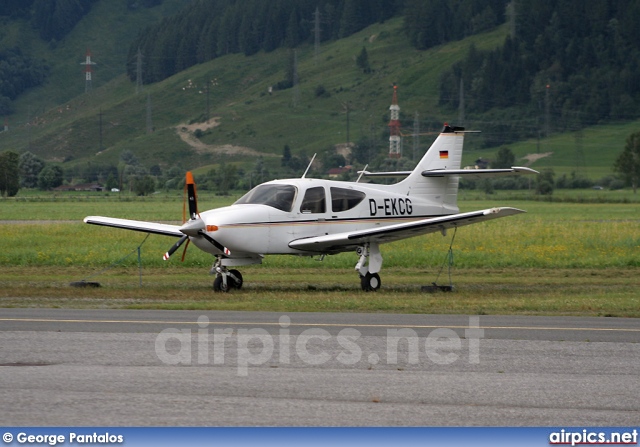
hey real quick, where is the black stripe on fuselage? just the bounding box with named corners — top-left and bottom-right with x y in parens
top-left (217, 214), bottom-right (449, 228)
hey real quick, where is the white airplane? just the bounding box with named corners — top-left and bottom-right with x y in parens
top-left (85, 124), bottom-right (537, 292)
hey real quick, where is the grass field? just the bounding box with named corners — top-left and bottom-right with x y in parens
top-left (0, 266), bottom-right (637, 317)
top-left (1, 193), bottom-right (638, 316)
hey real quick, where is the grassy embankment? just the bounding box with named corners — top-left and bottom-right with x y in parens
top-left (1, 192), bottom-right (638, 316)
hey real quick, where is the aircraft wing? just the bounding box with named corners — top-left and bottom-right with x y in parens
top-left (84, 216), bottom-right (183, 238)
top-left (288, 207), bottom-right (524, 253)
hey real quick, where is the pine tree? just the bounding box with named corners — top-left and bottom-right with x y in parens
top-left (614, 132), bottom-right (640, 194)
top-left (0, 150), bottom-right (20, 197)
top-left (356, 47), bottom-right (371, 73)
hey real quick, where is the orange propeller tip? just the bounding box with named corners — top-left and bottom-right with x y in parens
top-left (186, 171), bottom-right (195, 184)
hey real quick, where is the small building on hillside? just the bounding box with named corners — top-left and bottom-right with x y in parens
top-left (327, 166), bottom-right (352, 178)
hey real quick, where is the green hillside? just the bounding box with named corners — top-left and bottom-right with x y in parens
top-left (1, 9), bottom-right (636, 182)
top-left (0, 1), bottom-right (188, 126)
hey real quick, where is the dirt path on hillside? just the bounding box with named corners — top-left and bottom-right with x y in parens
top-left (175, 118), bottom-right (278, 157)
top-left (521, 151), bottom-right (552, 166)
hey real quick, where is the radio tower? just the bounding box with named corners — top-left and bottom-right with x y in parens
top-left (80, 49), bottom-right (97, 93)
top-left (388, 85), bottom-right (401, 158)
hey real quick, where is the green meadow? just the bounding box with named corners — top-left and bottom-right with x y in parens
top-left (1, 193), bottom-right (638, 316)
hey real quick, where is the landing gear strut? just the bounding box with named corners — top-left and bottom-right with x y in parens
top-left (355, 243), bottom-right (383, 292)
top-left (211, 257), bottom-right (243, 292)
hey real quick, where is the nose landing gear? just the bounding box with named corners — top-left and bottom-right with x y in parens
top-left (211, 257), bottom-right (243, 292)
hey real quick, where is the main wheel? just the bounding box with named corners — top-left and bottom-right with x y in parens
top-left (213, 275), bottom-right (229, 292)
top-left (360, 272), bottom-right (381, 292)
top-left (228, 269), bottom-right (243, 289)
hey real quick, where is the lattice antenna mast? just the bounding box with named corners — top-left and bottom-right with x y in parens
top-left (388, 85), bottom-right (401, 158)
top-left (80, 49), bottom-right (97, 93)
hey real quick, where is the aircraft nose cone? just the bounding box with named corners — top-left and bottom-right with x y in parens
top-left (179, 219), bottom-right (205, 237)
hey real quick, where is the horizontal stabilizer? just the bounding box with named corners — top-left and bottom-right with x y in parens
top-left (357, 170), bottom-right (412, 178)
top-left (358, 166), bottom-right (537, 179)
top-left (289, 207), bottom-right (525, 253)
top-left (421, 166), bottom-right (539, 178)
top-left (84, 216), bottom-right (183, 238)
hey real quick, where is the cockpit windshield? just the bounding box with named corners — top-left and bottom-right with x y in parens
top-left (234, 184), bottom-right (297, 212)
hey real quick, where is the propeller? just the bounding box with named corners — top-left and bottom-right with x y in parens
top-left (163, 171), bottom-right (230, 261)
top-left (184, 171), bottom-right (198, 222)
top-left (163, 235), bottom-right (188, 261)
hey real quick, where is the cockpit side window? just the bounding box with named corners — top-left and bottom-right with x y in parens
top-left (330, 187), bottom-right (366, 212)
top-left (300, 187), bottom-right (326, 214)
top-left (234, 184), bottom-right (297, 212)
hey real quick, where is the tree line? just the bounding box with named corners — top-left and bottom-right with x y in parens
top-left (403, 0), bottom-right (507, 49)
top-left (0, 0), bottom-right (99, 41)
top-left (127, 0), bottom-right (401, 84)
top-left (437, 0), bottom-right (640, 146)
top-left (0, 48), bottom-right (49, 115)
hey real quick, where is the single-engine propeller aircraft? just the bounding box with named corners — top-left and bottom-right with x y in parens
top-left (85, 124), bottom-right (537, 292)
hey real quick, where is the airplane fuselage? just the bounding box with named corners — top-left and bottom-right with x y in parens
top-left (192, 178), bottom-right (457, 257)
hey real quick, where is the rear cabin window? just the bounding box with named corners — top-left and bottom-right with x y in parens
top-left (331, 187), bottom-right (366, 212)
top-left (300, 187), bottom-right (326, 213)
top-left (234, 184), bottom-right (297, 212)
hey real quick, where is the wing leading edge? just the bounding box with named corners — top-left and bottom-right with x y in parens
top-left (288, 207), bottom-right (524, 253)
top-left (84, 216), bottom-right (183, 238)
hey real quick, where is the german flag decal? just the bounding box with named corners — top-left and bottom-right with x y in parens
top-left (439, 150), bottom-right (449, 159)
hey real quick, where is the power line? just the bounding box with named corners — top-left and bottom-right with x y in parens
top-left (146, 94), bottom-right (153, 134)
top-left (412, 111), bottom-right (420, 161)
top-left (292, 49), bottom-right (300, 108)
top-left (98, 108), bottom-right (103, 150)
top-left (313, 7), bottom-right (321, 64)
top-left (136, 48), bottom-right (144, 95)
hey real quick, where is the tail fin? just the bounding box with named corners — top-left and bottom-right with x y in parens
top-left (390, 124), bottom-right (466, 212)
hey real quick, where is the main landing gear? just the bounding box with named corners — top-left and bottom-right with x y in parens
top-left (211, 257), bottom-right (243, 292)
top-left (355, 243), bottom-right (383, 292)
top-left (360, 272), bottom-right (381, 292)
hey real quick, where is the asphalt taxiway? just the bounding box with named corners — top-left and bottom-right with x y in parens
top-left (1, 309), bottom-right (638, 425)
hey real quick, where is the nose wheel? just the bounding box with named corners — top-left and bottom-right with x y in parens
top-left (360, 272), bottom-right (381, 292)
top-left (212, 266), bottom-right (243, 292)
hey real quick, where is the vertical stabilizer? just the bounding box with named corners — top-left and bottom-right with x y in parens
top-left (389, 124), bottom-right (465, 212)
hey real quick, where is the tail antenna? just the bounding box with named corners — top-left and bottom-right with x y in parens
top-left (301, 153), bottom-right (317, 179)
top-left (356, 164), bottom-right (368, 183)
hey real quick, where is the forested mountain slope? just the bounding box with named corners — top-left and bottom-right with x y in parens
top-left (1, 0), bottom-right (639, 186)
